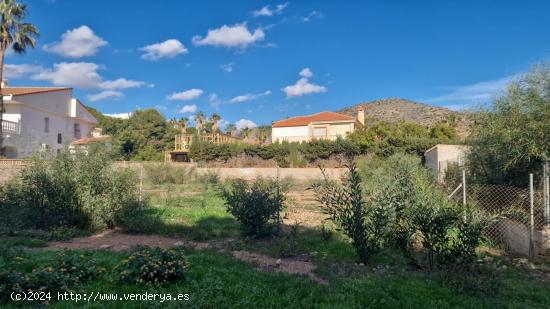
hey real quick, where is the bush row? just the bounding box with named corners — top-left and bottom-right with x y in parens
top-left (190, 138), bottom-right (360, 167)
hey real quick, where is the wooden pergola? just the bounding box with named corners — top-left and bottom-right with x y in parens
top-left (165, 133), bottom-right (242, 162)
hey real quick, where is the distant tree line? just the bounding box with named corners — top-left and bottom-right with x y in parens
top-left (190, 121), bottom-right (460, 166)
top-left (86, 108), bottom-right (271, 161)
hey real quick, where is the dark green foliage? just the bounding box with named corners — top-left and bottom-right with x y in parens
top-left (468, 63), bottom-right (550, 186)
top-left (316, 154), bottom-right (488, 267)
top-left (220, 179), bottom-right (287, 237)
top-left (0, 149), bottom-right (142, 233)
top-left (348, 120), bottom-right (460, 157)
top-left (118, 247), bottom-right (189, 285)
top-left (190, 138), bottom-right (243, 162)
top-left (190, 138), bottom-right (359, 167)
top-left (298, 138), bottom-right (360, 162)
top-left (93, 109), bottom-right (179, 161)
top-left (313, 158), bottom-right (379, 262)
top-left (0, 251), bottom-right (103, 304)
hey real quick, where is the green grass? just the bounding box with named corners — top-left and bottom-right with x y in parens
top-left (139, 190), bottom-right (241, 240)
top-left (1, 247), bottom-right (550, 308)
top-left (0, 236), bottom-right (48, 248)
top-left (3, 184), bottom-right (550, 308)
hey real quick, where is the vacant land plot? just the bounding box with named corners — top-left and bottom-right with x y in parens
top-left (3, 180), bottom-right (550, 308)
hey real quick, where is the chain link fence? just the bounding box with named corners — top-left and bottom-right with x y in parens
top-left (445, 162), bottom-right (550, 257)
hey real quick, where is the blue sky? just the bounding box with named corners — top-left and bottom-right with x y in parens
top-left (5, 0), bottom-right (550, 128)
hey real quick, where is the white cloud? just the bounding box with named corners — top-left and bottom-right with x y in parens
top-left (235, 118), bottom-right (257, 130)
top-left (43, 25), bottom-right (107, 58)
top-left (299, 67), bottom-right (312, 78)
top-left (31, 62), bottom-right (147, 92)
top-left (192, 23), bottom-right (265, 48)
top-left (276, 3), bottom-right (289, 13)
top-left (301, 10), bottom-right (323, 22)
top-left (167, 88), bottom-right (204, 101)
top-left (87, 90), bottom-right (124, 102)
top-left (3, 64), bottom-right (43, 79)
top-left (229, 90), bottom-right (271, 103)
top-left (282, 68), bottom-right (327, 98)
top-left (140, 39), bottom-right (188, 61)
top-left (220, 62), bottom-right (234, 73)
top-left (33, 62), bottom-right (102, 88)
top-left (252, 3), bottom-right (288, 17)
top-left (252, 5), bottom-right (273, 17)
top-left (105, 112), bottom-right (132, 119)
top-left (424, 74), bottom-right (519, 109)
top-left (179, 104), bottom-right (198, 113)
top-left (99, 78), bottom-right (145, 90)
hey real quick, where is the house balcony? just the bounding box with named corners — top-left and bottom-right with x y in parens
top-left (1, 119), bottom-right (21, 135)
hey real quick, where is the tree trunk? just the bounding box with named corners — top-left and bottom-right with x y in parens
top-left (0, 50), bottom-right (4, 156)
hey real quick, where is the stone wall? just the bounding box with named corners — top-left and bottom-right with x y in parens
top-left (0, 160), bottom-right (345, 184)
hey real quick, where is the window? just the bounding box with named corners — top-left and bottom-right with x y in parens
top-left (74, 123), bottom-right (81, 138)
top-left (57, 133), bottom-right (62, 144)
top-left (44, 117), bottom-right (49, 133)
top-left (312, 127), bottom-right (327, 137)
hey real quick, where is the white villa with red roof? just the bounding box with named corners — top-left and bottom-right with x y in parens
top-left (1, 83), bottom-right (98, 158)
top-left (271, 108), bottom-right (365, 143)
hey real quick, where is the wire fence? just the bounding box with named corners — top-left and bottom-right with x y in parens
top-left (446, 162), bottom-right (550, 257)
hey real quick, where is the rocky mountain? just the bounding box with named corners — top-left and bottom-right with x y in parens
top-left (337, 98), bottom-right (472, 136)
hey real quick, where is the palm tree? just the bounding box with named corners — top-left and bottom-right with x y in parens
top-left (0, 0), bottom-right (39, 155)
top-left (225, 123), bottom-right (237, 136)
top-left (177, 117), bottom-right (188, 134)
top-left (210, 113), bottom-right (221, 133)
top-left (167, 117), bottom-right (178, 128)
top-left (194, 111), bottom-right (205, 134)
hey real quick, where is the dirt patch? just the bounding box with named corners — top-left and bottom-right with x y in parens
top-left (48, 229), bottom-right (208, 251)
top-left (47, 230), bottom-right (324, 283)
top-left (231, 250), bottom-right (326, 284)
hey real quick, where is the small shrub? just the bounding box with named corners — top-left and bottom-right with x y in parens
top-left (0, 251), bottom-right (103, 304)
top-left (220, 179), bottom-right (287, 237)
top-left (118, 247), bottom-right (189, 285)
top-left (312, 157), bottom-right (379, 262)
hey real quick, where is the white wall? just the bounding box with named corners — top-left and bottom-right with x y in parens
top-left (424, 144), bottom-right (470, 182)
top-left (272, 126), bottom-right (310, 142)
top-left (2, 90), bottom-right (97, 158)
top-left (272, 121), bottom-right (355, 143)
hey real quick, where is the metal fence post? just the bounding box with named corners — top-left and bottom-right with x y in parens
top-left (529, 173), bottom-right (535, 260)
top-left (544, 161), bottom-right (549, 226)
top-left (139, 163), bottom-right (144, 204)
top-left (462, 170), bottom-right (467, 206)
top-left (276, 163), bottom-right (281, 234)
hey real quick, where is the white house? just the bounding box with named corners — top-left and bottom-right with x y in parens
top-left (1, 84), bottom-right (98, 158)
top-left (272, 108), bottom-right (365, 143)
top-left (424, 144), bottom-right (471, 182)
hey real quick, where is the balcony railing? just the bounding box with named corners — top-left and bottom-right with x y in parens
top-left (1, 119), bottom-right (20, 135)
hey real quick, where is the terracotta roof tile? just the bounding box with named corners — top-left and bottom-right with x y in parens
top-left (272, 111), bottom-right (355, 127)
top-left (70, 136), bottom-right (111, 145)
top-left (1, 87), bottom-right (71, 96)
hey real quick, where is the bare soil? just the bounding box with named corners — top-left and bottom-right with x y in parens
top-left (48, 229), bottom-right (326, 284)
